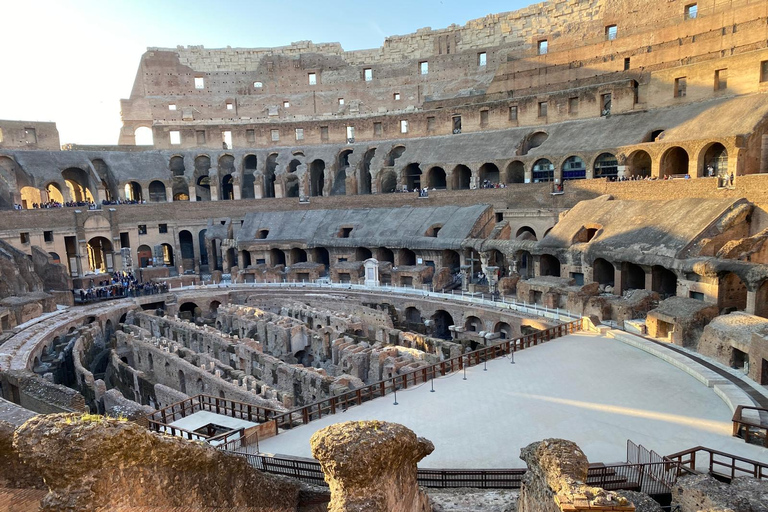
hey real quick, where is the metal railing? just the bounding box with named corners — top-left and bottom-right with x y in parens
top-left (175, 280), bottom-right (580, 322)
top-left (731, 405), bottom-right (768, 447)
top-left (666, 446), bottom-right (768, 481)
top-left (268, 319), bottom-right (583, 435)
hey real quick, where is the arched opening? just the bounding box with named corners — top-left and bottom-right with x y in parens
top-left (179, 230), bottom-right (194, 267)
top-left (198, 229), bottom-right (208, 266)
top-left (539, 254), bottom-right (561, 277)
top-left (210, 301), bottom-right (221, 315)
top-left (134, 127), bottom-right (153, 146)
top-left (399, 248), bottom-right (416, 266)
top-left (719, 272), bottom-right (747, 311)
top-left (314, 247), bottom-right (330, 272)
top-left (661, 147), bottom-right (689, 177)
top-left (194, 156), bottom-right (211, 201)
top-left (520, 131), bottom-right (548, 155)
top-left (593, 153), bottom-right (619, 180)
top-left (359, 148), bottom-right (375, 195)
top-left (442, 249), bottom-right (460, 270)
top-left (335, 149), bottom-right (353, 195)
top-left (404, 307), bottom-right (421, 324)
top-left (221, 174), bottom-right (234, 200)
top-left (355, 247), bottom-right (373, 261)
top-left (624, 262), bottom-right (645, 290)
top-left (516, 226), bottom-right (537, 240)
top-left (264, 154), bottom-right (278, 198)
top-left (242, 155), bottom-right (257, 199)
top-left (170, 156), bottom-right (185, 177)
top-left (431, 310), bottom-right (454, 340)
top-left (137, 244), bottom-right (153, 268)
top-left (754, 280), bottom-right (768, 319)
top-left (465, 315), bottom-right (483, 332)
top-left (124, 181), bottom-right (143, 202)
top-left (562, 156), bottom-right (586, 181)
top-left (452, 165), bottom-right (471, 190)
top-left (404, 163), bottom-right (422, 190)
top-left (532, 159), bottom-right (554, 182)
top-left (290, 248), bottom-right (308, 264)
top-left (161, 243), bottom-right (174, 266)
top-left (148, 180), bottom-right (167, 202)
top-left (241, 250), bottom-right (252, 268)
top-left (427, 167), bottom-right (446, 189)
top-left (172, 177), bottom-right (189, 201)
top-left (593, 258), bottom-right (615, 286)
top-left (376, 247), bottom-right (395, 263)
top-left (651, 266), bottom-right (677, 298)
top-left (62, 168), bottom-right (95, 203)
top-left (386, 145), bottom-right (406, 166)
top-left (489, 249), bottom-right (507, 272)
top-left (46, 182), bottom-right (64, 204)
top-left (310, 159), bottom-right (325, 197)
top-left (479, 163), bottom-right (500, 185)
top-left (48, 252), bottom-right (61, 263)
top-left (626, 150), bottom-right (652, 178)
top-left (270, 248), bottom-right (286, 267)
top-left (19, 186), bottom-right (42, 209)
top-left (87, 237), bottom-right (113, 273)
top-left (644, 129), bottom-right (666, 143)
top-left (179, 302), bottom-right (199, 320)
top-left (506, 161), bottom-right (525, 183)
top-left (494, 322), bottom-right (513, 340)
top-left (379, 169), bottom-right (397, 194)
top-left (285, 174), bottom-right (300, 198)
top-left (701, 143), bottom-right (728, 178)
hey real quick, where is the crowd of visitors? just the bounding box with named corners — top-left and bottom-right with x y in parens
top-left (74, 271), bottom-right (169, 303)
top-left (14, 198), bottom-right (146, 210)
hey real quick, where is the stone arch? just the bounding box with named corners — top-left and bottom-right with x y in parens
top-left (290, 247), bottom-right (308, 263)
top-left (62, 167), bottom-right (96, 203)
top-left (264, 153), bottom-right (278, 198)
top-left (209, 300), bottom-right (221, 315)
top-left (170, 155), bottom-right (186, 177)
top-left (399, 248), bottom-right (416, 266)
top-left (431, 310), bottom-right (454, 340)
top-left (660, 147), bottom-right (690, 177)
top-left (134, 127), bottom-right (153, 146)
top-left (359, 148), bottom-right (375, 195)
top-left (404, 306), bottom-right (421, 323)
top-left (148, 180), bottom-right (167, 202)
top-left (426, 166), bottom-right (447, 189)
top-left (123, 181), bottom-right (143, 202)
top-left (593, 153), bottom-right (619, 179)
top-left (314, 247), bottom-right (330, 270)
top-left (464, 315), bottom-right (483, 332)
top-left (562, 156), bottom-right (586, 181)
top-left (198, 229), bottom-right (208, 266)
top-left (626, 150), bottom-right (652, 178)
top-left (179, 301), bottom-right (200, 320)
top-left (624, 262), bottom-right (645, 290)
top-left (160, 243), bottom-right (174, 266)
top-left (479, 163), bottom-right (500, 184)
top-left (91, 158), bottom-right (117, 200)
top-left (378, 169), bottom-right (397, 194)
top-left (519, 131), bottom-right (549, 155)
top-left (179, 230), bottom-right (195, 266)
top-left (270, 248), bottom-right (286, 266)
top-left (386, 145), bottom-right (406, 166)
top-left (451, 165), bottom-right (471, 190)
top-left (442, 249), bottom-right (460, 270)
top-left (173, 177), bottom-right (189, 201)
top-left (593, 258), bottom-right (615, 286)
top-left (376, 247), bottom-right (394, 263)
top-left (221, 174), bottom-right (234, 200)
top-left (539, 254), bottom-right (560, 277)
top-left (194, 155), bottom-right (211, 201)
top-left (137, 244), bottom-right (153, 268)
top-left (516, 226), bottom-right (537, 240)
top-left (532, 159), bottom-right (554, 182)
top-left (698, 142), bottom-right (728, 178)
top-left (355, 247), bottom-right (373, 261)
top-left (506, 161), bottom-right (525, 183)
top-left (242, 154), bottom-right (257, 199)
top-left (310, 159), bottom-right (326, 197)
top-left (494, 321), bottom-right (513, 340)
top-left (45, 182), bottom-right (64, 203)
top-left (404, 163), bottom-right (422, 190)
top-left (332, 149), bottom-right (352, 196)
top-left (19, 186), bottom-right (42, 209)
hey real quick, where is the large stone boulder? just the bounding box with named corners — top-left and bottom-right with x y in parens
top-left (519, 439), bottom-right (633, 512)
top-left (14, 413), bottom-right (300, 511)
top-left (310, 420), bottom-right (434, 512)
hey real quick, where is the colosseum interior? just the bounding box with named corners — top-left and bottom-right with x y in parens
top-left (1, 0), bottom-right (768, 510)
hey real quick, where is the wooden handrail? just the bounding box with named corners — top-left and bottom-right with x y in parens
top-left (665, 445), bottom-right (768, 480)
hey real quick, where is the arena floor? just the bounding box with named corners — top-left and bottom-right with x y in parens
top-left (258, 332), bottom-right (768, 467)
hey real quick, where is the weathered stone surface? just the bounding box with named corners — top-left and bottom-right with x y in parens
top-left (673, 474), bottom-right (768, 512)
top-left (614, 491), bottom-right (662, 512)
top-left (14, 413), bottom-right (300, 511)
top-left (310, 420), bottom-right (433, 512)
top-left (0, 419), bottom-right (44, 489)
top-left (519, 439), bottom-right (632, 512)
top-left (427, 488), bottom-right (518, 511)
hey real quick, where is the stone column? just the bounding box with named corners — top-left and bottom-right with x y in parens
top-left (165, 184), bottom-right (174, 202)
top-left (188, 184), bottom-right (197, 202)
top-left (311, 421), bottom-right (434, 512)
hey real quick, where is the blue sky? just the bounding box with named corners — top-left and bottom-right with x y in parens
top-left (0, 0), bottom-right (529, 144)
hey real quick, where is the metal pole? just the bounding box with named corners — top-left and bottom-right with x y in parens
top-left (484, 357), bottom-right (487, 371)
top-left (430, 371), bottom-right (435, 392)
top-left (510, 349), bottom-right (515, 364)
top-left (393, 385), bottom-right (398, 405)
top-left (463, 358), bottom-right (467, 380)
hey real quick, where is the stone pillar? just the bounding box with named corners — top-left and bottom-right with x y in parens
top-left (188, 184), bottom-right (197, 202)
top-left (209, 169), bottom-right (219, 201)
top-left (165, 184), bottom-right (173, 202)
top-left (310, 421), bottom-right (434, 512)
top-left (254, 174), bottom-right (264, 199)
top-left (746, 290), bottom-right (758, 316)
top-left (613, 266), bottom-right (623, 295)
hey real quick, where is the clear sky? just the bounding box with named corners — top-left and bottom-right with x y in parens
top-left (0, 0), bottom-right (530, 145)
